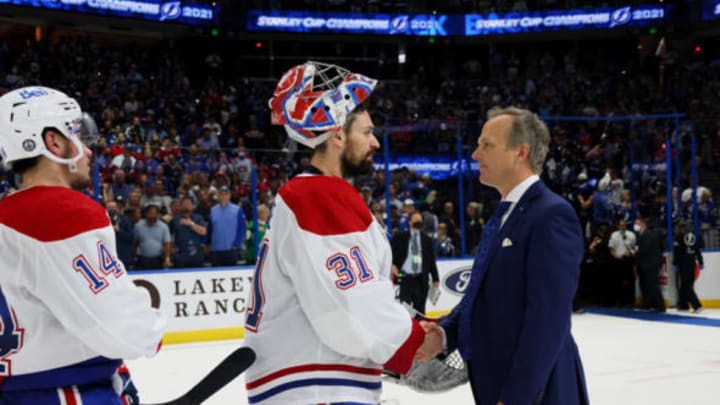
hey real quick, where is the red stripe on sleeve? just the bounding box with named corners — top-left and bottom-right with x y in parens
top-left (384, 319), bottom-right (425, 375)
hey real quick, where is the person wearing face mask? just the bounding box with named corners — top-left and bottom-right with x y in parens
top-left (634, 216), bottom-right (666, 312)
top-left (391, 211), bottom-right (440, 314)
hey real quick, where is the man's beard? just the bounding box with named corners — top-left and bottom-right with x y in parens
top-left (63, 143), bottom-right (91, 191)
top-left (341, 150), bottom-right (374, 178)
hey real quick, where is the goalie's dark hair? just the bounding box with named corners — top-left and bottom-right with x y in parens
top-left (10, 157), bottom-right (40, 176)
top-left (313, 103), bottom-right (369, 154)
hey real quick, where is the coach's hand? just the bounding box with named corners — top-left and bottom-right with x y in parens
top-left (415, 321), bottom-right (443, 362)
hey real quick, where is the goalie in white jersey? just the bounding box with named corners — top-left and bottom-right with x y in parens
top-left (0, 87), bottom-right (166, 404)
top-left (244, 62), bottom-right (441, 405)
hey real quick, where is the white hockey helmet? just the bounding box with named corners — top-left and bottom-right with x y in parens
top-left (0, 86), bottom-right (98, 171)
top-left (268, 61), bottom-right (377, 149)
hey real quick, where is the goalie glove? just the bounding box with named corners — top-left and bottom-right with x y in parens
top-left (384, 349), bottom-right (468, 393)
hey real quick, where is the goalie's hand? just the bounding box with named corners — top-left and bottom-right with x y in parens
top-left (415, 321), bottom-right (444, 362)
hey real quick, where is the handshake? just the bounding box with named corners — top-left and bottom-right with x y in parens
top-left (415, 321), bottom-right (444, 363)
top-left (384, 318), bottom-right (470, 394)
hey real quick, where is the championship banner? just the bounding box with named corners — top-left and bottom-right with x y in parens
top-left (0, 0), bottom-right (217, 25)
top-left (247, 5), bottom-right (667, 37)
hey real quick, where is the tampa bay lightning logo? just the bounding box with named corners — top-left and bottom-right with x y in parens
top-left (390, 16), bottom-right (409, 34)
top-left (610, 7), bottom-right (632, 28)
top-left (160, 2), bottom-right (182, 21)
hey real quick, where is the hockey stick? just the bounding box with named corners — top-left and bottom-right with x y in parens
top-left (400, 302), bottom-right (446, 323)
top-left (143, 346), bottom-right (255, 405)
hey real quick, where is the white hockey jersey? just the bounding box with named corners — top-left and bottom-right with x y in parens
top-left (245, 174), bottom-right (424, 405)
top-left (0, 186), bottom-right (165, 390)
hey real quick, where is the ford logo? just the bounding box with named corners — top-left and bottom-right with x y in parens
top-left (442, 265), bottom-right (471, 296)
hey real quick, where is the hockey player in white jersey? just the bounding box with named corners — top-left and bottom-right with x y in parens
top-left (244, 62), bottom-right (442, 405)
top-left (0, 86), bottom-right (166, 404)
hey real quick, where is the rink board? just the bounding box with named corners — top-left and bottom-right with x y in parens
top-left (127, 260), bottom-right (471, 344)
top-left (128, 253), bottom-right (720, 344)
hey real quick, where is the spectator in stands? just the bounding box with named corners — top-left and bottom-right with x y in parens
top-left (170, 196), bottom-right (207, 268)
top-left (592, 173), bottom-right (613, 234)
top-left (245, 203), bottom-right (270, 264)
top-left (360, 185), bottom-right (373, 207)
top-left (133, 203), bottom-right (173, 269)
top-left (111, 168), bottom-right (131, 202)
top-left (464, 201), bottom-right (483, 254)
top-left (398, 198), bottom-right (414, 232)
top-left (616, 189), bottom-right (637, 225)
top-left (144, 179), bottom-right (173, 215)
top-left (371, 200), bottom-right (386, 229)
top-left (698, 188), bottom-right (718, 248)
top-left (126, 187), bottom-right (143, 212)
top-left (439, 200), bottom-right (460, 249)
top-left (436, 221), bottom-right (456, 257)
top-left (573, 172), bottom-right (594, 240)
top-left (204, 186), bottom-right (246, 266)
top-left (107, 197), bottom-right (135, 270)
top-left (198, 124), bottom-right (220, 152)
top-left (193, 185), bottom-right (213, 221)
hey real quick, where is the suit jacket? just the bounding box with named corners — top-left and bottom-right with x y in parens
top-left (440, 180), bottom-right (589, 405)
top-left (391, 230), bottom-right (440, 287)
top-left (636, 228), bottom-right (664, 271)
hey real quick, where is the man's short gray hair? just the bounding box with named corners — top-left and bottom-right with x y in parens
top-left (487, 107), bottom-right (550, 174)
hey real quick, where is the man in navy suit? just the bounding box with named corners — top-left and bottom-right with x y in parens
top-left (418, 107), bottom-right (589, 405)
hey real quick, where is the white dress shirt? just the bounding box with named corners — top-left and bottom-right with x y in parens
top-left (501, 174), bottom-right (540, 227)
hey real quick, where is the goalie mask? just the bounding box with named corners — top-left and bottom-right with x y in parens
top-left (269, 61), bottom-right (377, 149)
top-left (0, 86), bottom-right (99, 172)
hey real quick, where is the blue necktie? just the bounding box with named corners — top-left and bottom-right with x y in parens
top-left (458, 201), bottom-right (512, 359)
